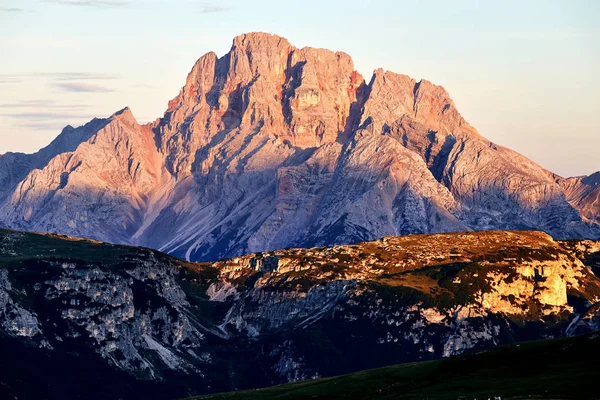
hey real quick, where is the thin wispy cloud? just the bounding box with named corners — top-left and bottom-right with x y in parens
top-left (19, 122), bottom-right (73, 131)
top-left (0, 72), bottom-right (119, 92)
top-left (44, 72), bottom-right (120, 81)
top-left (41, 0), bottom-right (129, 8)
top-left (54, 82), bottom-right (114, 93)
top-left (0, 78), bottom-right (22, 84)
top-left (0, 100), bottom-right (91, 110)
top-left (198, 3), bottom-right (230, 13)
top-left (1, 105), bottom-right (96, 130)
top-left (3, 111), bottom-right (93, 120)
top-left (0, 72), bottom-right (119, 81)
top-left (0, 7), bottom-right (36, 12)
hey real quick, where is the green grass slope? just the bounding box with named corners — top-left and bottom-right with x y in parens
top-left (191, 332), bottom-right (600, 400)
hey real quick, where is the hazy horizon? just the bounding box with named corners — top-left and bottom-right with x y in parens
top-left (1, 0), bottom-right (598, 177)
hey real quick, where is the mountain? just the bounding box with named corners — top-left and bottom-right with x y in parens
top-left (190, 332), bottom-right (600, 400)
top-left (0, 109), bottom-right (162, 244)
top-left (556, 172), bottom-right (600, 225)
top-left (1, 228), bottom-right (599, 399)
top-left (0, 32), bottom-right (599, 261)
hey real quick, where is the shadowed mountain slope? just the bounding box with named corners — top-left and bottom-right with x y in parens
top-left (0, 32), bottom-right (598, 261)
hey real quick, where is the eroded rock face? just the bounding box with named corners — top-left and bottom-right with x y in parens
top-left (0, 32), bottom-right (598, 262)
top-left (557, 172), bottom-right (600, 225)
top-left (41, 259), bottom-right (204, 376)
top-left (0, 269), bottom-right (44, 341)
top-left (0, 108), bottom-right (166, 245)
top-left (1, 229), bottom-right (600, 399)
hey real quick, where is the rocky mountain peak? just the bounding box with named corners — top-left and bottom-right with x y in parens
top-left (361, 69), bottom-right (468, 136)
top-left (559, 171), bottom-right (600, 225)
top-left (105, 106), bottom-right (140, 131)
top-left (111, 106), bottom-right (135, 120)
top-left (583, 171), bottom-right (600, 186)
top-left (232, 31), bottom-right (290, 47)
top-left (158, 33), bottom-right (366, 176)
top-left (0, 32), bottom-right (598, 261)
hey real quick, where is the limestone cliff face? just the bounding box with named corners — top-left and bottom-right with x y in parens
top-left (362, 70), bottom-right (590, 238)
top-left (1, 229), bottom-right (599, 399)
top-left (1, 108), bottom-right (165, 244)
top-left (557, 172), bottom-right (600, 225)
top-left (156, 33), bottom-right (364, 178)
top-left (0, 32), bottom-right (598, 261)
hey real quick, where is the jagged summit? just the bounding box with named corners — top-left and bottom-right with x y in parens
top-left (583, 171), bottom-right (600, 185)
top-left (110, 106), bottom-right (139, 127)
top-left (112, 106), bottom-right (133, 117)
top-left (0, 32), bottom-right (598, 261)
top-left (232, 31), bottom-right (291, 49)
top-left (558, 170), bottom-right (600, 225)
top-left (163, 31), bottom-right (364, 167)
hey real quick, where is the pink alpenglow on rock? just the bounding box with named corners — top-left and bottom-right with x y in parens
top-left (0, 32), bottom-right (598, 261)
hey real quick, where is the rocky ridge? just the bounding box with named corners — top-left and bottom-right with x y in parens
top-left (556, 172), bottom-right (600, 225)
top-left (0, 32), bottom-right (598, 261)
top-left (1, 228), bottom-right (600, 399)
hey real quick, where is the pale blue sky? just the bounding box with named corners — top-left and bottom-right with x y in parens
top-left (0, 0), bottom-right (598, 177)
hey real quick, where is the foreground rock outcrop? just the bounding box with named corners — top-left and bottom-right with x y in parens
top-left (0, 228), bottom-right (599, 399)
top-left (0, 32), bottom-right (598, 261)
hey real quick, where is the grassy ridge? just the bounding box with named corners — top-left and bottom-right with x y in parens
top-left (191, 332), bottom-right (600, 400)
